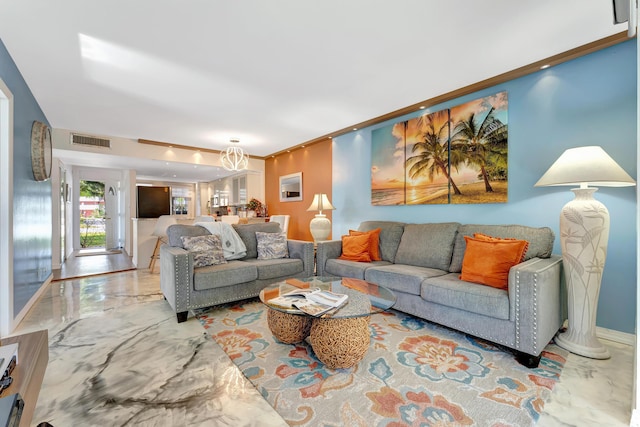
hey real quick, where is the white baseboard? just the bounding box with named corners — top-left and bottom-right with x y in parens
top-left (631, 409), bottom-right (639, 427)
top-left (596, 326), bottom-right (635, 346)
top-left (10, 273), bottom-right (51, 334)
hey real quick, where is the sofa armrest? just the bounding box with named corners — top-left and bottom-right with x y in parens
top-left (287, 239), bottom-right (315, 277)
top-left (160, 245), bottom-right (194, 314)
top-left (508, 255), bottom-right (563, 356)
top-left (316, 240), bottom-right (342, 277)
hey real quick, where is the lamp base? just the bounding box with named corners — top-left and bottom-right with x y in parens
top-left (555, 329), bottom-right (610, 359)
top-left (310, 214), bottom-right (331, 242)
top-left (557, 187), bottom-right (611, 360)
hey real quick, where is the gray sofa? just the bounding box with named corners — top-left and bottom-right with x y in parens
top-left (316, 221), bottom-right (564, 367)
top-left (160, 222), bottom-right (315, 323)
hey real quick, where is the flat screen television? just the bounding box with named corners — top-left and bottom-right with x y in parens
top-left (137, 186), bottom-right (171, 218)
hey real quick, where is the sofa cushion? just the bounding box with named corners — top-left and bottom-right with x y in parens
top-left (167, 224), bottom-right (210, 248)
top-left (460, 236), bottom-right (529, 289)
top-left (449, 224), bottom-right (555, 273)
top-left (394, 222), bottom-right (460, 271)
top-left (232, 222), bottom-right (282, 259)
top-left (242, 258), bottom-right (304, 280)
top-left (256, 231), bottom-right (289, 260)
top-left (421, 273), bottom-right (510, 320)
top-left (181, 235), bottom-right (227, 267)
top-left (324, 258), bottom-right (390, 279)
top-left (193, 261), bottom-right (258, 291)
top-left (349, 228), bottom-right (382, 261)
top-left (338, 234), bottom-right (372, 262)
top-left (365, 264), bottom-right (449, 296)
top-left (357, 221), bottom-right (405, 263)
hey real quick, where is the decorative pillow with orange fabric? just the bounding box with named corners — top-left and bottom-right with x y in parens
top-left (473, 233), bottom-right (529, 262)
top-left (338, 233), bottom-right (372, 262)
top-left (349, 228), bottom-right (382, 261)
top-left (460, 235), bottom-right (529, 289)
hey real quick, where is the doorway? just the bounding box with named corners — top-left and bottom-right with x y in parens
top-left (78, 179), bottom-right (119, 251)
top-left (79, 180), bottom-right (106, 250)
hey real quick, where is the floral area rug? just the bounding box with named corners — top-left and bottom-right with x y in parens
top-left (196, 299), bottom-right (567, 427)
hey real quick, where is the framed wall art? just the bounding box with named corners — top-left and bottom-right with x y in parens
top-left (371, 91), bottom-right (508, 205)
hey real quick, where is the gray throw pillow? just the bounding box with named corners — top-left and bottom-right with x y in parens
top-left (255, 231), bottom-right (288, 260)
top-left (181, 235), bottom-right (227, 267)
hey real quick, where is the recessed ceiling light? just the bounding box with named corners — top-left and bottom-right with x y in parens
top-left (540, 64), bottom-right (550, 69)
top-left (301, 145), bottom-right (305, 148)
top-left (419, 106), bottom-right (426, 110)
top-left (353, 128), bottom-right (358, 131)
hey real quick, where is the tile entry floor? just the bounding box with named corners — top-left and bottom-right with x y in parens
top-left (10, 269), bottom-right (635, 426)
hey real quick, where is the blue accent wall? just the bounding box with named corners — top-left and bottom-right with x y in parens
top-left (333, 39), bottom-right (637, 334)
top-left (0, 39), bottom-right (52, 317)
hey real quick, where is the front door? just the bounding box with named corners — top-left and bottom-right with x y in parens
top-left (104, 180), bottom-right (118, 250)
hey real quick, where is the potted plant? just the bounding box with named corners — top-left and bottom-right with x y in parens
top-left (247, 198), bottom-right (263, 217)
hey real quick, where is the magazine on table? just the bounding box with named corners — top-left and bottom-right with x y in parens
top-left (267, 287), bottom-right (348, 316)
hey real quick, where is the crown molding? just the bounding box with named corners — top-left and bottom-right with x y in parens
top-left (265, 31), bottom-right (631, 158)
top-left (141, 31), bottom-right (631, 159)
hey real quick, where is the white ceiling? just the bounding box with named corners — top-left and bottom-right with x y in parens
top-left (0, 0), bottom-right (630, 181)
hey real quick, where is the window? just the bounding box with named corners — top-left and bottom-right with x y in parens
top-left (172, 197), bottom-right (189, 216)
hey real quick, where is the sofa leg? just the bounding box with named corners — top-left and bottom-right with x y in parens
top-left (515, 351), bottom-right (541, 368)
top-left (177, 312), bottom-right (188, 323)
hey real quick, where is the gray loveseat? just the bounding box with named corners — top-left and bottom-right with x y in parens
top-left (160, 222), bottom-right (315, 323)
top-left (316, 221), bottom-right (564, 367)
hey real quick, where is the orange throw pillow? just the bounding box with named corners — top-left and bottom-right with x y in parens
top-left (473, 233), bottom-right (529, 262)
top-left (460, 236), bottom-right (529, 289)
top-left (349, 228), bottom-right (382, 261)
top-left (338, 234), bottom-right (372, 262)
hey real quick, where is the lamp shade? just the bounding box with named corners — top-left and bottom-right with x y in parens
top-left (306, 194), bottom-right (335, 213)
top-left (534, 146), bottom-right (635, 188)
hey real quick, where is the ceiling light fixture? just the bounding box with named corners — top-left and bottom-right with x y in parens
top-left (220, 138), bottom-right (249, 171)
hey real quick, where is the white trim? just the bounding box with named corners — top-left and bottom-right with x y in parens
top-left (631, 409), bottom-right (640, 427)
top-left (635, 3), bottom-right (640, 420)
top-left (0, 79), bottom-right (14, 338)
top-left (596, 326), bottom-right (635, 346)
top-left (10, 274), bottom-right (52, 333)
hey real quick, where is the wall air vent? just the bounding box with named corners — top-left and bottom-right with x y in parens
top-left (71, 133), bottom-right (111, 148)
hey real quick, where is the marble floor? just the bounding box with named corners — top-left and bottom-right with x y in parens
top-left (52, 250), bottom-right (135, 281)
top-left (10, 269), bottom-right (635, 426)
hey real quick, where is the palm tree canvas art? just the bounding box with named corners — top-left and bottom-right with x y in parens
top-left (371, 91), bottom-right (508, 205)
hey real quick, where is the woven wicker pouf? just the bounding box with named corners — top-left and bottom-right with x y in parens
top-left (267, 308), bottom-right (312, 344)
top-left (309, 316), bottom-right (371, 369)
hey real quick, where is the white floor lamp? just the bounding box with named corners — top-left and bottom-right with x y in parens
top-left (535, 146), bottom-right (635, 359)
top-left (307, 193), bottom-right (335, 243)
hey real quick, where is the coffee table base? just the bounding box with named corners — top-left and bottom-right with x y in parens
top-left (267, 308), bottom-right (312, 344)
top-left (309, 316), bottom-right (371, 369)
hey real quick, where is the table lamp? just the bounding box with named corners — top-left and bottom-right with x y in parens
top-left (535, 146), bottom-right (635, 359)
top-left (307, 193), bottom-right (335, 242)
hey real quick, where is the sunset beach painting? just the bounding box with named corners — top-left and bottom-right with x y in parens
top-left (371, 91), bottom-right (508, 205)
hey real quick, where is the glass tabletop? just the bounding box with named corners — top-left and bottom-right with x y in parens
top-left (259, 276), bottom-right (396, 319)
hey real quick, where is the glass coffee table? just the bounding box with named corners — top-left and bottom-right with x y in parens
top-left (259, 276), bottom-right (396, 369)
